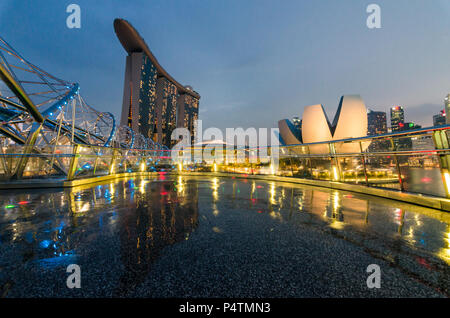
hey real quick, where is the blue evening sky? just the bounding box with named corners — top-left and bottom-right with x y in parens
top-left (1, 0), bottom-right (450, 129)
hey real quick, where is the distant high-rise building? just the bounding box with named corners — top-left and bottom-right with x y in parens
top-left (156, 77), bottom-right (178, 147)
top-left (177, 92), bottom-right (199, 144)
top-left (433, 109), bottom-right (446, 126)
top-left (390, 106), bottom-right (404, 132)
top-left (367, 109), bottom-right (389, 152)
top-left (367, 110), bottom-right (387, 135)
top-left (120, 51), bottom-right (158, 138)
top-left (292, 116), bottom-right (301, 131)
top-left (115, 19), bottom-right (200, 148)
top-left (396, 121), bottom-right (421, 150)
top-left (445, 94), bottom-right (450, 125)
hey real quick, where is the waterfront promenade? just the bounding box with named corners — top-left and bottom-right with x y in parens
top-left (0, 175), bottom-right (448, 297)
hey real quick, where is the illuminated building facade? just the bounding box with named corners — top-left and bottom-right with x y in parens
top-left (445, 94), bottom-right (450, 125)
top-left (367, 110), bottom-right (387, 135)
top-left (292, 116), bottom-right (302, 131)
top-left (177, 92), bottom-right (199, 144)
top-left (156, 77), bottom-right (178, 147)
top-left (390, 106), bottom-right (405, 132)
top-left (120, 52), bottom-right (158, 138)
top-left (367, 110), bottom-right (389, 153)
top-left (395, 121), bottom-right (421, 150)
top-left (114, 18), bottom-right (200, 147)
top-left (434, 109), bottom-right (446, 126)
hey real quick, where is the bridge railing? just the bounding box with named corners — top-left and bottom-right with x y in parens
top-left (0, 140), bottom-right (173, 181)
top-left (182, 125), bottom-right (450, 199)
top-left (1, 125), bottom-right (450, 199)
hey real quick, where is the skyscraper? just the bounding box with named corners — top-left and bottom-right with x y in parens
top-left (433, 109), bottom-right (446, 126)
top-left (176, 91), bottom-right (199, 144)
top-left (445, 94), bottom-right (450, 125)
top-left (292, 116), bottom-right (301, 131)
top-left (396, 121), bottom-right (421, 150)
top-left (114, 19), bottom-right (200, 148)
top-left (156, 77), bottom-right (178, 147)
top-left (390, 106), bottom-right (404, 132)
top-left (120, 51), bottom-right (158, 138)
top-left (367, 110), bottom-right (387, 135)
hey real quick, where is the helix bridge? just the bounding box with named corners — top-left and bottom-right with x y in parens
top-left (0, 36), bottom-right (170, 180)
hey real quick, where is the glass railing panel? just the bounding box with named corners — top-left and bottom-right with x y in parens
top-left (283, 145), bottom-right (309, 156)
top-left (126, 152), bottom-right (140, 173)
top-left (391, 132), bottom-right (435, 152)
top-left (74, 159), bottom-right (96, 178)
top-left (309, 157), bottom-right (333, 181)
top-left (231, 163), bottom-right (253, 175)
top-left (409, 133), bottom-right (436, 151)
top-left (277, 156), bottom-right (293, 177)
top-left (2, 145), bottom-right (25, 174)
top-left (92, 147), bottom-right (113, 176)
top-left (334, 140), bottom-right (362, 154)
top-left (362, 153), bottom-right (401, 190)
top-left (116, 157), bottom-right (127, 173)
top-left (366, 138), bottom-right (393, 153)
top-left (289, 157), bottom-right (312, 179)
top-left (193, 163), bottom-right (212, 172)
top-left (0, 156), bottom-right (8, 179)
top-left (337, 155), bottom-right (367, 184)
top-left (22, 155), bottom-right (67, 179)
top-left (397, 152), bottom-right (445, 197)
top-left (52, 145), bottom-right (75, 173)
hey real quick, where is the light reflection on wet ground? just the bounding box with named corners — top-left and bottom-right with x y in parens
top-left (0, 175), bottom-right (448, 297)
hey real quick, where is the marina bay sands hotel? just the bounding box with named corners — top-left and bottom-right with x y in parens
top-left (114, 18), bottom-right (200, 147)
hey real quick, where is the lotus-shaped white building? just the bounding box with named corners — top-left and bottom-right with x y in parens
top-left (278, 95), bottom-right (368, 154)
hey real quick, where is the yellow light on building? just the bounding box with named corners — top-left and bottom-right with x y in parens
top-left (178, 162), bottom-right (183, 172)
top-left (213, 163), bottom-right (218, 172)
top-left (140, 161), bottom-right (146, 172)
top-left (109, 164), bottom-right (115, 174)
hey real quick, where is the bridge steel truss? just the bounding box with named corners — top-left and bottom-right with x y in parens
top-left (0, 36), bottom-right (169, 180)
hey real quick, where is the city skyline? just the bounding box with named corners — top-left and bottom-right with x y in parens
top-left (1, 0), bottom-right (450, 132)
top-left (284, 103), bottom-right (430, 145)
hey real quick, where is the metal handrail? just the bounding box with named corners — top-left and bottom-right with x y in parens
top-left (280, 124), bottom-right (450, 149)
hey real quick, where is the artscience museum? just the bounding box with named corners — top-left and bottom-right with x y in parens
top-left (278, 95), bottom-right (369, 154)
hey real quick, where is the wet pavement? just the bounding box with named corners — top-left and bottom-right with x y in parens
top-left (0, 174), bottom-right (448, 297)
